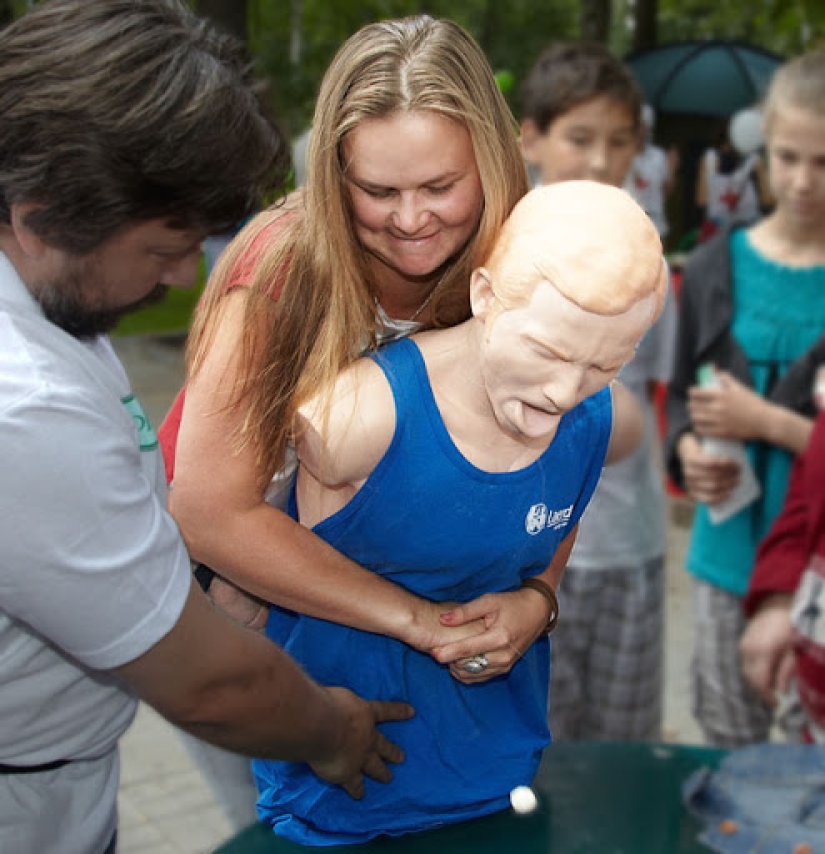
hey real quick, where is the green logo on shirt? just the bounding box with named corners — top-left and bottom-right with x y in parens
top-left (121, 394), bottom-right (158, 451)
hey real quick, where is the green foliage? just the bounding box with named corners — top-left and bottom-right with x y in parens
top-left (654, 0), bottom-right (825, 56)
top-left (250, 0), bottom-right (579, 133)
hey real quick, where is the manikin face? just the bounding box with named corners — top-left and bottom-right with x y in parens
top-left (521, 95), bottom-right (638, 188)
top-left (343, 110), bottom-right (484, 283)
top-left (30, 220), bottom-right (204, 338)
top-left (477, 279), bottom-right (655, 443)
top-left (765, 104), bottom-right (825, 228)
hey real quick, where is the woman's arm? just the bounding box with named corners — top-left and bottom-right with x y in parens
top-left (170, 290), bottom-right (480, 653)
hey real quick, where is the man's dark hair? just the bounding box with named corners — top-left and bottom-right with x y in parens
top-left (0, 0), bottom-right (288, 253)
top-left (521, 42), bottom-right (642, 133)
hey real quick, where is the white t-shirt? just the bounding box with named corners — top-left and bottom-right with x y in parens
top-left (703, 148), bottom-right (761, 227)
top-left (625, 144), bottom-right (670, 237)
top-left (0, 253), bottom-right (191, 851)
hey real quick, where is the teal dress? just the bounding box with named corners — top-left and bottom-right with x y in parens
top-left (687, 230), bottom-right (825, 595)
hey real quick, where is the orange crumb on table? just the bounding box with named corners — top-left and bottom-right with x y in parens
top-left (792, 843), bottom-right (812, 854)
top-left (719, 819), bottom-right (739, 835)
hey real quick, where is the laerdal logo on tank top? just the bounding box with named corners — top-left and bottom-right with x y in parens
top-left (121, 394), bottom-right (159, 451)
top-left (525, 503), bottom-right (573, 535)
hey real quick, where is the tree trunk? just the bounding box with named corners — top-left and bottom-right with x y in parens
top-left (0, 0), bottom-right (15, 27)
top-left (289, 0), bottom-right (302, 67)
top-left (580, 0), bottom-right (611, 43)
top-left (633, 0), bottom-right (658, 52)
top-left (196, 0), bottom-right (247, 42)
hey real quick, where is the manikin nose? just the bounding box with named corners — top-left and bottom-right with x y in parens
top-left (543, 369), bottom-right (585, 412)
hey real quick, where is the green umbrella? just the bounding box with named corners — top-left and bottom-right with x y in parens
top-left (625, 40), bottom-right (783, 117)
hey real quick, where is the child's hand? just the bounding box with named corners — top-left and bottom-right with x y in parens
top-left (740, 595), bottom-right (795, 706)
top-left (688, 371), bottom-right (767, 441)
top-left (677, 432), bottom-right (741, 505)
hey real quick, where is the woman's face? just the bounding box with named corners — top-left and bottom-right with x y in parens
top-left (342, 110), bottom-right (484, 284)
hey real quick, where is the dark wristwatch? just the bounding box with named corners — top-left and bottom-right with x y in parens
top-left (193, 563), bottom-right (217, 593)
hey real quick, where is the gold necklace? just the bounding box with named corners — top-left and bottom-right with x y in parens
top-left (408, 273), bottom-right (445, 322)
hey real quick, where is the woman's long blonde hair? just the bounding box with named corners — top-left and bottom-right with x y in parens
top-left (187, 15), bottom-right (528, 484)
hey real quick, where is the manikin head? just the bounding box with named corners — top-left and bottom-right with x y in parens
top-left (470, 180), bottom-right (666, 441)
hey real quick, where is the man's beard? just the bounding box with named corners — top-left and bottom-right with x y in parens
top-left (35, 260), bottom-right (170, 339)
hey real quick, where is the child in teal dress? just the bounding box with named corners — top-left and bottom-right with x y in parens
top-left (666, 49), bottom-right (825, 747)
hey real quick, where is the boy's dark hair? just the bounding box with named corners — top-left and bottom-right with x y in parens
top-left (0, 0), bottom-right (288, 253)
top-left (521, 42), bottom-right (643, 133)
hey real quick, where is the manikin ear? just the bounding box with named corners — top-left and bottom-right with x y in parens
top-left (9, 203), bottom-right (50, 259)
top-left (470, 267), bottom-right (496, 319)
top-left (519, 119), bottom-right (541, 165)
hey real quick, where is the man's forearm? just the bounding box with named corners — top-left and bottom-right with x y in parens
top-left (115, 582), bottom-right (345, 763)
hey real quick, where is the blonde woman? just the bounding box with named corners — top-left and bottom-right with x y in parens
top-left (160, 16), bottom-right (535, 820)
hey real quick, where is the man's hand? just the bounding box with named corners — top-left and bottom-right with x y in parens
top-left (309, 688), bottom-right (414, 799)
top-left (740, 595), bottom-right (795, 706)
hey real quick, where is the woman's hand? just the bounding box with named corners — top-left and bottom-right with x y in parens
top-left (677, 431), bottom-right (741, 505)
top-left (403, 599), bottom-right (487, 655)
top-left (429, 588), bottom-right (552, 684)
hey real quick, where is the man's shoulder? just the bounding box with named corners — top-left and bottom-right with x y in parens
top-left (0, 313), bottom-right (128, 447)
top-left (0, 311), bottom-right (55, 411)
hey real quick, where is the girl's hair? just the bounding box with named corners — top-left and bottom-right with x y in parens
top-left (764, 49), bottom-right (825, 133)
top-left (187, 15), bottom-right (528, 482)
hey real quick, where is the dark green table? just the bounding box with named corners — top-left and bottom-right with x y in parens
top-left (213, 741), bottom-right (725, 854)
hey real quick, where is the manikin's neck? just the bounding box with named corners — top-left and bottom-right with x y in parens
top-left (415, 321), bottom-right (549, 474)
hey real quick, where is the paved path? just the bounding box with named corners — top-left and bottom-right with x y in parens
top-left (112, 334), bottom-right (702, 854)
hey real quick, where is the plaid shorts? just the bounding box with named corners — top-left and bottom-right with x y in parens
top-left (549, 556), bottom-right (664, 741)
top-left (692, 579), bottom-right (773, 747)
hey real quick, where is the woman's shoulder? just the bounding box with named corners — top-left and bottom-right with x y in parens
top-left (223, 195), bottom-right (304, 292)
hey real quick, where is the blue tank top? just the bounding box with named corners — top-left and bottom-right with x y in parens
top-left (254, 337), bottom-right (612, 845)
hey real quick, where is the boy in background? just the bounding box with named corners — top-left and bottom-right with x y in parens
top-left (520, 42), bottom-right (678, 741)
